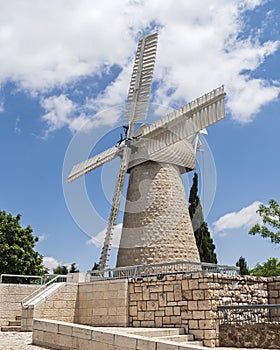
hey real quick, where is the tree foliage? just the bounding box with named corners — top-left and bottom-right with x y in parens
top-left (53, 265), bottom-right (68, 275)
top-left (251, 257), bottom-right (280, 277)
top-left (249, 200), bottom-right (280, 244)
top-left (189, 173), bottom-right (217, 264)
top-left (0, 210), bottom-right (47, 279)
top-left (53, 263), bottom-right (79, 274)
top-left (236, 256), bottom-right (250, 276)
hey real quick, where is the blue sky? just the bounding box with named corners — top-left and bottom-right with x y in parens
top-left (0, 0), bottom-right (279, 272)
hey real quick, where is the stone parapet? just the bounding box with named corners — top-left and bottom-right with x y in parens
top-left (0, 284), bottom-right (39, 327)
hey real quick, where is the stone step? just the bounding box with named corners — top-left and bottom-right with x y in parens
top-left (8, 320), bottom-right (21, 327)
top-left (1, 325), bottom-right (21, 332)
top-left (156, 334), bottom-right (195, 342)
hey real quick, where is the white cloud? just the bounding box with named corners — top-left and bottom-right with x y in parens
top-left (43, 256), bottom-right (60, 272)
top-left (87, 223), bottom-right (122, 248)
top-left (0, 0), bottom-right (279, 132)
top-left (212, 201), bottom-right (262, 235)
top-left (0, 101), bottom-right (4, 113)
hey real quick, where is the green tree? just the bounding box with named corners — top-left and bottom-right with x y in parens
top-left (188, 173), bottom-right (217, 264)
top-left (251, 257), bottom-right (280, 277)
top-left (69, 263), bottom-right (79, 273)
top-left (0, 210), bottom-right (47, 281)
top-left (249, 200), bottom-right (280, 244)
top-left (92, 262), bottom-right (100, 270)
top-left (53, 265), bottom-right (68, 275)
top-left (236, 256), bottom-right (250, 276)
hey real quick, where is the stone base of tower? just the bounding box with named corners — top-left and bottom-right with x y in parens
top-left (116, 161), bottom-right (200, 267)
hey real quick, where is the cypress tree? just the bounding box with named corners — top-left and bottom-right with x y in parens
top-left (188, 173), bottom-right (217, 264)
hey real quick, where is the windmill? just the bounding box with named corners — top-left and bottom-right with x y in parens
top-left (68, 32), bottom-right (226, 270)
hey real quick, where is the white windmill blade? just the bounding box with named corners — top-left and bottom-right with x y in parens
top-left (98, 146), bottom-right (131, 269)
top-left (139, 85), bottom-right (226, 142)
top-left (67, 145), bottom-right (121, 183)
top-left (123, 32), bottom-right (158, 124)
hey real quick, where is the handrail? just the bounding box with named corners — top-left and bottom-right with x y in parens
top-left (0, 274), bottom-right (43, 284)
top-left (21, 274), bottom-right (67, 308)
top-left (88, 260), bottom-right (240, 281)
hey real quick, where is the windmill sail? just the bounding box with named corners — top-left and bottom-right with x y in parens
top-left (123, 32), bottom-right (158, 124)
top-left (67, 146), bottom-right (121, 183)
top-left (98, 32), bottom-right (158, 269)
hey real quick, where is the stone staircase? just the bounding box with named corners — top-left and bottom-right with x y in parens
top-left (119, 328), bottom-right (204, 347)
top-left (155, 333), bottom-right (203, 346)
top-left (1, 316), bottom-right (21, 332)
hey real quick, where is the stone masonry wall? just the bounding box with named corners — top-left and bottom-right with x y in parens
top-left (128, 273), bottom-right (268, 347)
top-left (268, 276), bottom-right (280, 304)
top-left (219, 324), bottom-right (280, 349)
top-left (21, 283), bottom-right (78, 331)
top-left (0, 284), bottom-right (39, 326)
top-left (76, 279), bottom-right (129, 327)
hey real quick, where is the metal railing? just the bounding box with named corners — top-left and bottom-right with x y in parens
top-left (218, 304), bottom-right (280, 325)
top-left (21, 274), bottom-right (67, 308)
top-left (89, 260), bottom-right (240, 281)
top-left (0, 274), bottom-right (43, 284)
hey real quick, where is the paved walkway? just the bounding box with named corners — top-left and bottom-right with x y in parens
top-left (0, 331), bottom-right (272, 350)
top-left (0, 332), bottom-right (55, 350)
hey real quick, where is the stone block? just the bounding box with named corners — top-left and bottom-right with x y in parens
top-left (114, 334), bottom-right (137, 348)
top-left (187, 301), bottom-right (198, 311)
top-left (144, 311), bottom-right (155, 321)
top-left (197, 300), bottom-right (211, 311)
top-left (155, 317), bottom-right (163, 327)
top-left (165, 307), bottom-right (173, 316)
top-left (164, 285), bottom-right (174, 292)
top-left (116, 307), bottom-right (128, 316)
top-left (58, 324), bottom-right (73, 336)
top-left (204, 329), bottom-right (217, 339)
top-left (181, 279), bottom-right (189, 290)
top-left (130, 306), bottom-right (138, 317)
top-left (92, 330), bottom-right (114, 345)
top-left (199, 319), bottom-right (215, 330)
top-left (188, 279), bottom-right (198, 289)
top-left (159, 293), bottom-right (167, 307)
top-left (173, 307), bottom-right (181, 316)
top-left (203, 339), bottom-right (216, 347)
top-left (137, 338), bottom-right (157, 350)
top-left (162, 316), bottom-right (171, 324)
top-left (173, 285), bottom-right (182, 301)
top-left (170, 316), bottom-right (181, 324)
top-left (72, 327), bottom-right (93, 340)
top-left (157, 341), bottom-right (179, 350)
top-left (141, 320), bottom-right (155, 327)
top-left (190, 329), bottom-right (204, 340)
top-left (147, 300), bottom-right (159, 311)
top-left (192, 290), bottom-right (204, 300)
top-left (167, 292), bottom-right (174, 302)
top-left (189, 320), bottom-right (198, 329)
top-left (150, 293), bottom-right (159, 301)
top-left (192, 311), bottom-right (205, 319)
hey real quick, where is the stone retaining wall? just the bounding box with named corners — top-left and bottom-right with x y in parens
top-left (128, 273), bottom-right (268, 347)
top-left (21, 283), bottom-right (78, 331)
top-left (76, 279), bottom-right (129, 327)
top-left (219, 324), bottom-right (280, 348)
top-left (0, 284), bottom-right (39, 326)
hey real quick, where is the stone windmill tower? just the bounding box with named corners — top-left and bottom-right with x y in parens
top-left (68, 32), bottom-right (226, 269)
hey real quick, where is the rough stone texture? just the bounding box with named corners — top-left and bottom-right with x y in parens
top-left (21, 283), bottom-right (78, 331)
top-left (117, 161), bottom-right (200, 267)
top-left (0, 331), bottom-right (54, 350)
top-left (76, 279), bottom-right (129, 327)
top-left (219, 324), bottom-right (280, 349)
top-left (0, 284), bottom-right (39, 327)
top-left (128, 273), bottom-right (269, 347)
